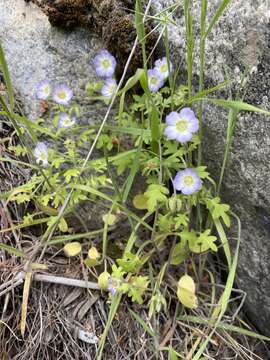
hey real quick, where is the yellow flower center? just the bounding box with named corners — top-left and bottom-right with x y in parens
top-left (183, 175), bottom-right (194, 186)
top-left (176, 119), bottom-right (188, 132)
top-left (43, 85), bottom-right (50, 94)
top-left (102, 59), bottom-right (111, 69)
top-left (63, 118), bottom-right (71, 126)
top-left (160, 63), bottom-right (168, 73)
top-left (58, 91), bottom-right (67, 99)
top-left (109, 84), bottom-right (115, 93)
top-left (150, 76), bottom-right (158, 85)
top-left (40, 153), bottom-right (47, 161)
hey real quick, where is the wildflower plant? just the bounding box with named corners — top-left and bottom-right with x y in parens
top-left (1, 0), bottom-right (270, 358)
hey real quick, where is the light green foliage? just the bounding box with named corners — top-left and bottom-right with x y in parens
top-left (149, 290), bottom-right (167, 317)
top-left (171, 240), bottom-right (189, 265)
top-left (3, 2), bottom-right (268, 353)
top-left (189, 229), bottom-right (218, 253)
top-left (117, 252), bottom-right (142, 273)
top-left (127, 275), bottom-right (149, 304)
top-left (206, 197), bottom-right (230, 227)
top-left (144, 184), bottom-right (169, 212)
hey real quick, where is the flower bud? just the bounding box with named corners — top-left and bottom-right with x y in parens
top-left (168, 195), bottom-right (182, 213)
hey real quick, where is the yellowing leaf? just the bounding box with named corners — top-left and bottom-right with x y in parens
top-left (177, 275), bottom-right (198, 309)
top-left (85, 246), bottom-right (101, 266)
top-left (98, 271), bottom-right (110, 290)
top-left (102, 213), bottom-right (117, 226)
top-left (36, 200), bottom-right (58, 216)
top-left (7, 187), bottom-right (30, 203)
top-left (58, 217), bottom-right (68, 233)
top-left (21, 270), bottom-right (32, 337)
top-left (132, 194), bottom-right (148, 210)
top-left (88, 246), bottom-right (100, 260)
top-left (63, 242), bottom-right (81, 257)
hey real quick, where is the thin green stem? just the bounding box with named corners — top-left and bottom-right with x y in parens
top-left (184, 0), bottom-right (194, 99)
top-left (198, 0), bottom-right (207, 165)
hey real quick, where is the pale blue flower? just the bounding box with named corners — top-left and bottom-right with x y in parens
top-left (58, 113), bottom-right (76, 128)
top-left (154, 57), bottom-right (173, 80)
top-left (93, 50), bottom-right (117, 78)
top-left (108, 277), bottom-right (120, 297)
top-left (101, 78), bottom-right (117, 97)
top-left (52, 84), bottom-right (73, 105)
top-left (147, 68), bottom-right (164, 92)
top-left (164, 108), bottom-right (199, 143)
top-left (34, 142), bottom-right (48, 167)
top-left (36, 80), bottom-right (51, 100)
top-left (173, 168), bottom-right (202, 195)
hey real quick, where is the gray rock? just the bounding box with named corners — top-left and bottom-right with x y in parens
top-left (0, 0), bottom-right (107, 120)
top-left (0, 0), bottom-right (115, 229)
top-left (153, 0), bottom-right (270, 334)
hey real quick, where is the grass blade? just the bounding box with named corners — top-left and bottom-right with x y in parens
top-left (195, 97), bottom-right (270, 116)
top-left (0, 42), bottom-right (14, 111)
top-left (192, 212), bottom-right (241, 359)
top-left (129, 308), bottom-right (156, 337)
top-left (178, 315), bottom-right (270, 342)
top-left (203, 0), bottom-right (232, 39)
top-left (97, 294), bottom-right (122, 360)
top-left (213, 218), bottom-right (231, 268)
top-left (0, 243), bottom-right (26, 258)
top-left (184, 0), bottom-right (194, 98)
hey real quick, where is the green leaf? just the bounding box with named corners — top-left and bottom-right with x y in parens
top-left (117, 252), bottom-right (142, 273)
top-left (171, 241), bottom-right (189, 265)
top-left (118, 69), bottom-right (145, 117)
top-left (207, 197), bottom-right (230, 227)
top-left (144, 184), bottom-right (169, 212)
top-left (128, 275), bottom-right (149, 304)
top-left (158, 213), bottom-right (174, 232)
top-left (195, 166), bottom-right (210, 179)
top-left (84, 258), bottom-right (100, 267)
top-left (132, 194), bottom-right (148, 210)
top-left (174, 213), bottom-right (189, 229)
top-left (13, 193), bottom-right (31, 204)
top-left (63, 168), bottom-right (80, 183)
top-left (189, 229), bottom-right (217, 253)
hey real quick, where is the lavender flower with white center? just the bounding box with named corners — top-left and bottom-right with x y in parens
top-left (52, 84), bottom-right (73, 105)
top-left (147, 68), bottom-right (164, 93)
top-left (93, 50), bottom-right (117, 78)
top-left (58, 113), bottom-right (76, 128)
top-left (108, 277), bottom-right (120, 297)
top-left (36, 80), bottom-right (51, 100)
top-left (34, 142), bottom-right (48, 167)
top-left (173, 168), bottom-right (202, 195)
top-left (101, 78), bottom-right (117, 98)
top-left (164, 108), bottom-right (199, 143)
top-left (154, 57), bottom-right (173, 80)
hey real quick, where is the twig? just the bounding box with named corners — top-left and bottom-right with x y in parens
top-left (14, 271), bottom-right (100, 290)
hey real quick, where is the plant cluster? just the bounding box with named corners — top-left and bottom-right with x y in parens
top-left (1, 0), bottom-right (270, 358)
top-left (6, 44), bottom-right (232, 311)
